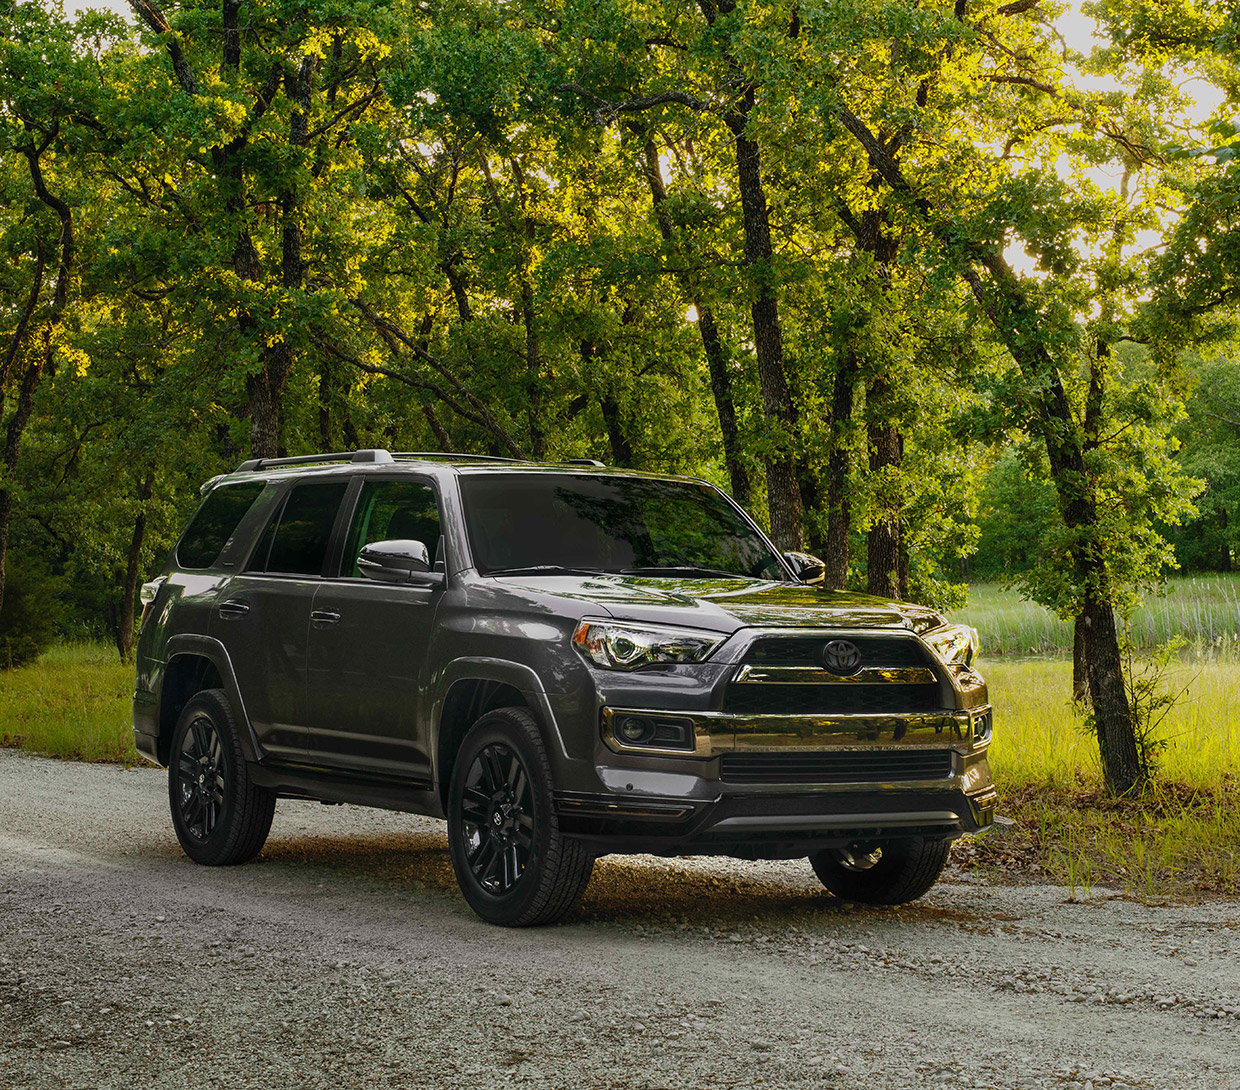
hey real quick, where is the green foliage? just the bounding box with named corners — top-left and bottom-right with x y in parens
top-left (0, 554), bottom-right (60, 670)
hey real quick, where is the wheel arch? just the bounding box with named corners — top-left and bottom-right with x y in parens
top-left (432, 658), bottom-right (565, 811)
top-left (157, 635), bottom-right (262, 766)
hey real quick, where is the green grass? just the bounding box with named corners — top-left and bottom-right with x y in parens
top-left (970, 656), bottom-right (1240, 897)
top-left (954, 574), bottom-right (1240, 657)
top-left (0, 641), bottom-right (139, 764)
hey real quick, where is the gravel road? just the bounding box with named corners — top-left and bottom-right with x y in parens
top-left (1, 750), bottom-right (1237, 1090)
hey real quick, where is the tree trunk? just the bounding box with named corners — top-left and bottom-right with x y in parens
top-left (727, 118), bottom-right (803, 549)
top-left (1073, 615), bottom-right (1089, 703)
top-left (115, 474), bottom-right (152, 662)
top-left (640, 137), bottom-right (751, 507)
top-left (422, 404), bottom-right (453, 451)
top-left (823, 348), bottom-right (859, 588)
top-left (600, 392), bottom-right (634, 466)
top-left (866, 378), bottom-right (903, 599)
top-left (835, 104), bottom-right (1143, 794)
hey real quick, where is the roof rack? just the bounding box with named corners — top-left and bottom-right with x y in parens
top-left (389, 452), bottom-right (525, 463)
top-left (233, 449), bottom-right (610, 473)
top-left (235, 449), bottom-right (396, 473)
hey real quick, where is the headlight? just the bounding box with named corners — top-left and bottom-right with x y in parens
top-left (572, 619), bottom-right (726, 670)
top-left (924, 624), bottom-right (980, 666)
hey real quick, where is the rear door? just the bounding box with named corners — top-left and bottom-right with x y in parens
top-left (212, 478), bottom-right (349, 764)
top-left (304, 476), bottom-right (444, 782)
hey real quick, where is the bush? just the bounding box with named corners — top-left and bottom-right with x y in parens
top-left (0, 556), bottom-right (61, 669)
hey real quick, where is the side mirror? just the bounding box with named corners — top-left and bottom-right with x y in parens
top-left (783, 550), bottom-right (826, 587)
top-left (357, 540), bottom-right (444, 587)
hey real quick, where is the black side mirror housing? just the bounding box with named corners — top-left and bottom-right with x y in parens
top-left (783, 550), bottom-right (826, 587)
top-left (357, 540), bottom-right (444, 587)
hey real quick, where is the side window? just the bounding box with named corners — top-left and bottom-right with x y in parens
top-left (247, 481), bottom-right (348, 577)
top-left (177, 481), bottom-right (267, 570)
top-left (342, 480), bottom-right (442, 577)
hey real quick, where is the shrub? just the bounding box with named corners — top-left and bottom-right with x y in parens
top-left (0, 556), bottom-right (61, 669)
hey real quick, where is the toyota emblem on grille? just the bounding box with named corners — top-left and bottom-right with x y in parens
top-left (822, 639), bottom-right (862, 675)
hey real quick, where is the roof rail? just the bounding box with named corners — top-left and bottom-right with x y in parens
top-left (389, 452), bottom-right (526, 463)
top-left (235, 449), bottom-right (394, 472)
top-left (232, 449), bottom-right (608, 473)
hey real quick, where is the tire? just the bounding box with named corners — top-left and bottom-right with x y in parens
top-left (809, 836), bottom-right (952, 905)
top-left (168, 688), bottom-right (276, 866)
top-left (446, 706), bottom-right (594, 927)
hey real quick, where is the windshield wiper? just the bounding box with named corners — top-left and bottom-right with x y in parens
top-left (620, 566), bottom-right (749, 579)
top-left (486, 565), bottom-right (609, 577)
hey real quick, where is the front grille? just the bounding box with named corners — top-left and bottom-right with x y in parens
top-left (722, 683), bottom-right (942, 716)
top-left (720, 749), bottom-right (953, 785)
top-left (725, 633), bottom-right (943, 716)
top-left (743, 635), bottom-right (931, 668)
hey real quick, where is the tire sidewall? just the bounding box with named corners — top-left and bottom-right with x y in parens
top-left (447, 709), bottom-right (556, 925)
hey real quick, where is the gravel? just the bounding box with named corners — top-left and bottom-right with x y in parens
top-left (2, 750), bottom-right (1238, 1090)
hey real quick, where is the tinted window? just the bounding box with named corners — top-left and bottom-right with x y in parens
top-left (342, 480), bottom-right (442, 576)
top-left (177, 482), bottom-right (266, 569)
top-left (459, 474), bottom-right (783, 579)
top-left (248, 481), bottom-right (348, 576)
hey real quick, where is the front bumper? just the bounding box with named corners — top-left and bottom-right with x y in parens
top-left (558, 705), bottom-right (995, 856)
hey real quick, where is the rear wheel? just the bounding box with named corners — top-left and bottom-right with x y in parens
top-left (447, 707), bottom-right (593, 926)
top-left (168, 688), bottom-right (275, 866)
top-left (809, 836), bottom-right (951, 905)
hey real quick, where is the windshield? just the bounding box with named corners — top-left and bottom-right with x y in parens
top-left (459, 473), bottom-right (786, 580)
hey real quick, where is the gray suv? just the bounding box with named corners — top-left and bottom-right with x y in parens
top-left (134, 450), bottom-right (995, 926)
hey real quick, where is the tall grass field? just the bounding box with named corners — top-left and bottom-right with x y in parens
top-left (953, 575), bottom-right (1240, 657)
top-left (0, 642), bottom-right (137, 764)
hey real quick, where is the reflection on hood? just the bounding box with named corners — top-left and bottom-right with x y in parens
top-left (492, 573), bottom-right (945, 634)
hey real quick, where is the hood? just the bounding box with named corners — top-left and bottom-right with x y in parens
top-left (492, 573), bottom-right (945, 634)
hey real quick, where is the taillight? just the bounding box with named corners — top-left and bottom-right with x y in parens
top-left (140, 577), bottom-right (166, 627)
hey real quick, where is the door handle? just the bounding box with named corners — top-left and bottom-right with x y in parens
top-left (310, 609), bottom-right (342, 626)
top-left (217, 599), bottom-right (250, 619)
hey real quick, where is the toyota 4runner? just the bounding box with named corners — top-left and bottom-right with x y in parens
top-left (134, 450), bottom-right (995, 926)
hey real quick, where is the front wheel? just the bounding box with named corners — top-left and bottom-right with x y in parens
top-left (447, 707), bottom-right (593, 926)
top-left (809, 836), bottom-right (951, 905)
top-left (168, 688), bottom-right (276, 866)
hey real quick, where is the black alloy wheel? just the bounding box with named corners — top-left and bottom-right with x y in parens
top-left (175, 712), bottom-right (226, 843)
top-left (168, 688), bottom-right (276, 866)
top-left (458, 741), bottom-right (536, 895)
top-left (447, 707), bottom-right (594, 927)
top-left (809, 835), bottom-right (952, 905)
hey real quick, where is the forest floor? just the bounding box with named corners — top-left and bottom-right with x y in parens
top-left (2, 751), bottom-right (1238, 1090)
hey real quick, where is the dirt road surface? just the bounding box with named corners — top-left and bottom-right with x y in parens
top-left (1, 751), bottom-right (1237, 1090)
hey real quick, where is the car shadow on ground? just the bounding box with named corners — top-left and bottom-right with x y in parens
top-left (257, 830), bottom-right (991, 931)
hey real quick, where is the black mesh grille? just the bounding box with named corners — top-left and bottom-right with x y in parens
top-left (743, 635), bottom-right (931, 668)
top-left (722, 683), bottom-right (942, 716)
top-left (720, 749), bottom-right (953, 785)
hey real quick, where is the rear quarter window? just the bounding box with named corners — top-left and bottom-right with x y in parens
top-left (176, 482), bottom-right (267, 570)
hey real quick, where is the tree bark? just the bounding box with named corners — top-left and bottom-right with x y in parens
top-left (823, 347), bottom-right (858, 588)
top-left (1073, 615), bottom-right (1089, 703)
top-left (600, 392), bottom-right (634, 466)
top-left (116, 474), bottom-right (152, 661)
top-left (866, 377), bottom-right (903, 599)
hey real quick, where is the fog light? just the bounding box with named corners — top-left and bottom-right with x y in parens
top-left (618, 716), bottom-right (654, 744)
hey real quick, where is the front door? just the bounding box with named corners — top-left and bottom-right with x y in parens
top-left (305, 477), bottom-right (444, 782)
